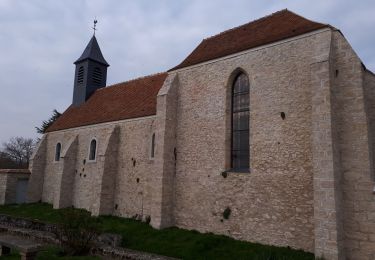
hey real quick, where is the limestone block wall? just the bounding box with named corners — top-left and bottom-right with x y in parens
top-left (53, 135), bottom-right (78, 209)
top-left (72, 126), bottom-right (113, 211)
top-left (42, 132), bottom-right (72, 204)
top-left (3, 172), bottom-right (30, 204)
top-left (91, 126), bottom-right (120, 216)
top-left (114, 118), bottom-right (157, 219)
top-left (364, 70), bottom-right (375, 180)
top-left (0, 174), bottom-right (7, 204)
top-left (311, 57), bottom-right (344, 259)
top-left (27, 136), bottom-right (47, 202)
top-left (151, 74), bottom-right (179, 228)
top-left (331, 32), bottom-right (375, 260)
top-left (0, 170), bottom-right (30, 205)
top-left (170, 28), bottom-right (333, 252)
top-left (40, 117), bottom-right (156, 218)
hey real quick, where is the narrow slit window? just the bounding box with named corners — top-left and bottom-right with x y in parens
top-left (89, 139), bottom-right (97, 161)
top-left (151, 133), bottom-right (155, 158)
top-left (231, 73), bottom-right (250, 171)
top-left (55, 143), bottom-right (62, 161)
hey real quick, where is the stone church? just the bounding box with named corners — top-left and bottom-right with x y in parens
top-left (27, 10), bottom-right (375, 260)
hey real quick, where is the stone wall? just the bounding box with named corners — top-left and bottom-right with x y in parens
top-left (27, 136), bottom-right (47, 202)
top-left (0, 169), bottom-right (30, 205)
top-left (151, 74), bottom-right (179, 228)
top-left (91, 126), bottom-right (120, 216)
top-left (0, 174), bottom-right (7, 204)
top-left (113, 118), bottom-right (157, 219)
top-left (39, 117), bottom-right (156, 219)
top-left (331, 32), bottom-right (375, 260)
top-left (169, 29), bottom-right (332, 252)
top-left (310, 37), bottom-right (345, 258)
top-left (53, 135), bottom-right (78, 209)
top-left (364, 70), bottom-right (375, 182)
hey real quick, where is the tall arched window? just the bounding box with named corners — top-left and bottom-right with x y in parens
top-left (231, 73), bottom-right (250, 171)
top-left (55, 143), bottom-right (62, 161)
top-left (150, 133), bottom-right (156, 158)
top-left (89, 139), bottom-right (97, 161)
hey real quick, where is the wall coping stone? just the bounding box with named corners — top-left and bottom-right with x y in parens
top-left (0, 169), bottom-right (30, 174)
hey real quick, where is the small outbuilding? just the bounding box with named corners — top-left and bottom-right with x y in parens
top-left (0, 169), bottom-right (30, 204)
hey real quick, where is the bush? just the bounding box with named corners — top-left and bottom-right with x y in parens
top-left (54, 208), bottom-right (101, 256)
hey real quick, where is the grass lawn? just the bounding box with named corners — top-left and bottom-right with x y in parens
top-left (0, 249), bottom-right (20, 260)
top-left (0, 203), bottom-right (315, 260)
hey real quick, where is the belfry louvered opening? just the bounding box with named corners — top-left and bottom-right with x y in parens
top-left (77, 66), bottom-right (84, 85)
top-left (93, 67), bottom-right (102, 85)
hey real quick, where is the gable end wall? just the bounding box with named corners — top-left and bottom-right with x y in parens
top-left (331, 31), bottom-right (375, 260)
top-left (169, 29), bottom-right (333, 252)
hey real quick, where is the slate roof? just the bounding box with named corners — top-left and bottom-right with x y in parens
top-left (170, 9), bottom-right (329, 70)
top-left (47, 10), bottom-right (330, 132)
top-left (74, 35), bottom-right (109, 66)
top-left (46, 73), bottom-right (167, 132)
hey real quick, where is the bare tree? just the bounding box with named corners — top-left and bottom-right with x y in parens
top-left (0, 151), bottom-right (18, 169)
top-left (2, 137), bottom-right (34, 168)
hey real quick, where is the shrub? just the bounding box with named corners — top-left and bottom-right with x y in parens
top-left (54, 208), bottom-right (101, 256)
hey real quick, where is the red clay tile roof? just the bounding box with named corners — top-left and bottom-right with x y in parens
top-left (46, 73), bottom-right (167, 132)
top-left (170, 9), bottom-right (330, 70)
top-left (47, 10), bottom-right (330, 132)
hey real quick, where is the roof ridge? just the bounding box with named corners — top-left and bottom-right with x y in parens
top-left (170, 9), bottom-right (331, 70)
top-left (286, 9), bottom-right (330, 28)
top-left (203, 9), bottom-right (289, 41)
top-left (97, 72), bottom-right (167, 91)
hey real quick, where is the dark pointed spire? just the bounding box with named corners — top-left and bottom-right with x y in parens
top-left (72, 32), bottom-right (109, 106)
top-left (74, 35), bottom-right (109, 66)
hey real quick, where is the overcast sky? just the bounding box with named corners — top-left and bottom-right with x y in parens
top-left (0, 0), bottom-right (374, 144)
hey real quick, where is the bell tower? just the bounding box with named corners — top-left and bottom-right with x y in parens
top-left (72, 22), bottom-right (109, 106)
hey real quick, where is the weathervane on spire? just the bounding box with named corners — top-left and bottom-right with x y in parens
top-left (92, 19), bottom-right (98, 35)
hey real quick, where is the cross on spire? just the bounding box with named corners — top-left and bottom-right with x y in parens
top-left (92, 19), bottom-right (98, 35)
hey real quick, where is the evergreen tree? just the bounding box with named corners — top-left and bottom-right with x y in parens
top-left (36, 109), bottom-right (61, 134)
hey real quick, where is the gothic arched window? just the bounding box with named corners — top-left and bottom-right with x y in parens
top-left (89, 139), bottom-right (97, 161)
top-left (55, 143), bottom-right (62, 161)
top-left (231, 73), bottom-right (250, 171)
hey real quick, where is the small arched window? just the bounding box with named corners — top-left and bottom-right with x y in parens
top-left (231, 73), bottom-right (250, 171)
top-left (93, 67), bottom-right (102, 85)
top-left (55, 143), bottom-right (62, 161)
top-left (150, 133), bottom-right (156, 158)
top-left (77, 66), bottom-right (84, 85)
top-left (89, 139), bottom-right (97, 161)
